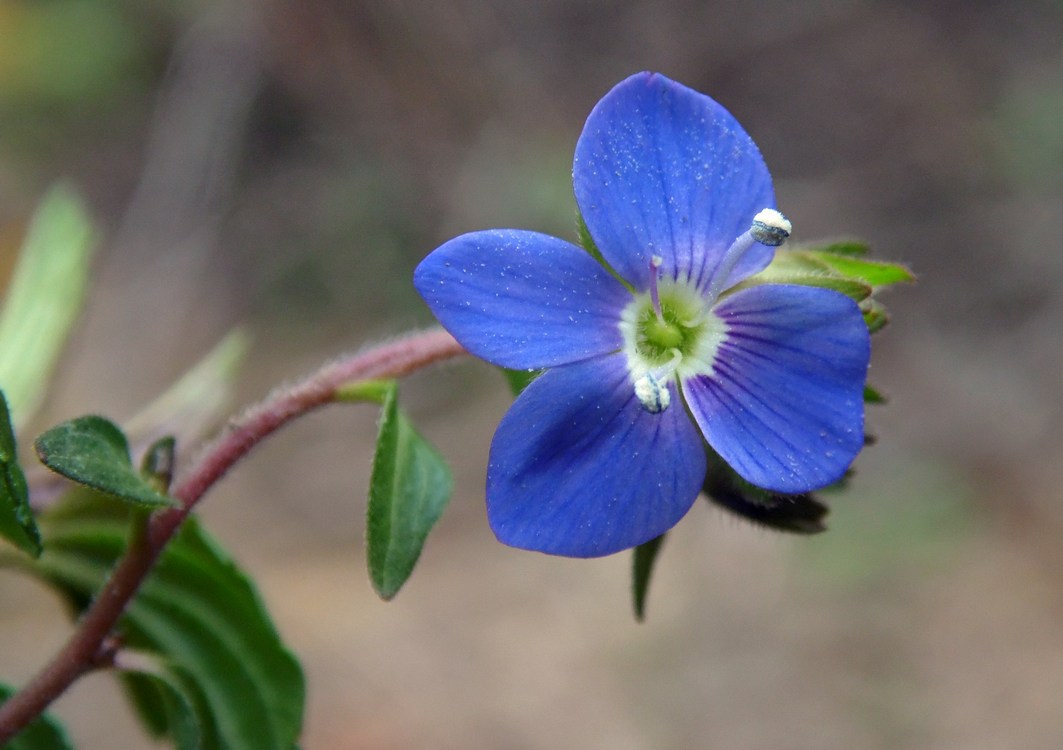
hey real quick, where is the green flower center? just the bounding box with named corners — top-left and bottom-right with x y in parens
top-left (619, 278), bottom-right (727, 409)
top-left (634, 297), bottom-right (704, 365)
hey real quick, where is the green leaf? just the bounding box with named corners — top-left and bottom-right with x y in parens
top-left (0, 683), bottom-right (73, 749)
top-left (367, 382), bottom-right (452, 600)
top-left (0, 390), bottom-right (41, 556)
top-left (32, 494), bottom-right (305, 750)
top-left (34, 416), bottom-right (177, 508)
top-left (120, 663), bottom-right (202, 750)
top-left (805, 252), bottom-right (915, 289)
top-left (632, 534), bottom-right (665, 622)
top-left (0, 183), bottom-right (95, 428)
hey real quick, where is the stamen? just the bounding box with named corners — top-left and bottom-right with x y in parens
top-left (632, 348), bottom-right (682, 414)
top-left (648, 255), bottom-right (664, 320)
top-left (706, 208), bottom-right (792, 301)
top-left (634, 372), bottom-right (671, 414)
top-left (749, 208), bottom-right (792, 247)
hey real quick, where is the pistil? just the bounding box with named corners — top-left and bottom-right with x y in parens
top-left (648, 254), bottom-right (664, 320)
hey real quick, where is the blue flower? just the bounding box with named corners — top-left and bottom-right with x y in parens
top-left (414, 72), bottom-right (870, 557)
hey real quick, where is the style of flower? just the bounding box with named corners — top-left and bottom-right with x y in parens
top-left (414, 72), bottom-right (870, 557)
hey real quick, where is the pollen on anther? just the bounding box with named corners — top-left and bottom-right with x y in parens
top-left (634, 373), bottom-right (670, 414)
top-left (750, 208), bottom-right (792, 247)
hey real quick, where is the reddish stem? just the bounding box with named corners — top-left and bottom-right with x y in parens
top-left (0, 328), bottom-right (466, 743)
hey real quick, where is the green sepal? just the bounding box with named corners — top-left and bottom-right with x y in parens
top-left (742, 245), bottom-right (912, 303)
top-left (631, 534), bottom-right (666, 622)
top-left (733, 250), bottom-right (870, 300)
top-left (31, 492), bottom-right (305, 750)
top-left (575, 210), bottom-right (634, 292)
top-left (366, 382), bottom-right (452, 600)
top-left (0, 389), bottom-right (41, 556)
top-left (0, 683), bottom-right (73, 749)
top-left (501, 368), bottom-right (541, 396)
top-left (806, 239), bottom-right (870, 257)
top-left (805, 251), bottom-right (914, 289)
top-left (864, 384), bottom-right (887, 404)
top-left (575, 210), bottom-right (604, 263)
top-left (775, 273), bottom-right (871, 301)
top-left (703, 451), bottom-right (829, 535)
top-left (34, 416), bottom-right (178, 508)
top-left (0, 183), bottom-right (95, 428)
top-left (861, 298), bottom-right (890, 333)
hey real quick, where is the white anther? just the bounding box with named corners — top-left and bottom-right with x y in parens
top-left (634, 372), bottom-right (671, 414)
top-left (750, 208), bottom-right (792, 247)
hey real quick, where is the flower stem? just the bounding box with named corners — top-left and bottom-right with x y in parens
top-left (0, 327), bottom-right (466, 744)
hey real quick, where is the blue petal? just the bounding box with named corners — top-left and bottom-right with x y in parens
top-left (414, 230), bottom-right (631, 369)
top-left (487, 355), bottom-right (706, 557)
top-left (683, 285), bottom-right (870, 493)
top-left (574, 72), bottom-right (776, 293)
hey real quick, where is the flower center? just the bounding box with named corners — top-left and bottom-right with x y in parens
top-left (634, 292), bottom-right (703, 365)
top-left (619, 277), bottom-right (726, 413)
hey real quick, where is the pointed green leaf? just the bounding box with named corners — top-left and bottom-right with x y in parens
top-left (0, 390), bottom-right (41, 556)
top-left (367, 382), bottom-right (452, 600)
top-left (34, 416), bottom-right (177, 508)
top-left (0, 183), bottom-right (95, 428)
top-left (632, 534), bottom-right (665, 622)
top-left (32, 493), bottom-right (304, 750)
top-left (0, 683), bottom-right (73, 749)
top-left (806, 252), bottom-right (915, 289)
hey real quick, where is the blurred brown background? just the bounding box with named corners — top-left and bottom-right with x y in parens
top-left (1, 0), bottom-right (1062, 748)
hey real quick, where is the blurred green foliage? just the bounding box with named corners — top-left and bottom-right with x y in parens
top-left (0, 184), bottom-right (94, 428)
top-left (798, 461), bottom-right (975, 589)
top-left (993, 65), bottom-right (1063, 190)
top-left (0, 0), bottom-right (182, 154)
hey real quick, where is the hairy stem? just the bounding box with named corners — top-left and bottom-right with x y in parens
top-left (0, 327), bottom-right (466, 743)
